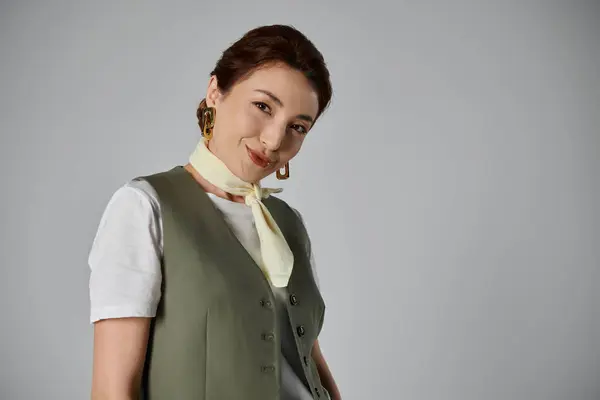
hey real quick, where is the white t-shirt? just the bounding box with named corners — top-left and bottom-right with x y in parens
top-left (88, 178), bottom-right (320, 400)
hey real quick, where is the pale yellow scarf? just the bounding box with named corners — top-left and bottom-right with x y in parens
top-left (188, 139), bottom-right (294, 288)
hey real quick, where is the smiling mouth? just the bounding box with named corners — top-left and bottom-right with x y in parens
top-left (246, 146), bottom-right (275, 169)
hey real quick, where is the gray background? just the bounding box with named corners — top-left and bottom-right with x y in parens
top-left (1, 1), bottom-right (599, 399)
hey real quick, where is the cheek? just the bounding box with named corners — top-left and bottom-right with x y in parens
top-left (238, 107), bottom-right (264, 138)
top-left (281, 137), bottom-right (305, 161)
top-left (215, 103), bottom-right (261, 140)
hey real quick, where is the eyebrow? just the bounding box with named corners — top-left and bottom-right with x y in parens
top-left (254, 89), bottom-right (314, 123)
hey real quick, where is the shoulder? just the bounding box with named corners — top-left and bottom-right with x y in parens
top-left (125, 178), bottom-right (161, 215)
top-left (89, 178), bottom-right (164, 264)
top-left (92, 179), bottom-right (161, 228)
top-left (91, 177), bottom-right (164, 244)
top-left (288, 206), bottom-right (321, 289)
top-left (290, 206), bottom-right (306, 225)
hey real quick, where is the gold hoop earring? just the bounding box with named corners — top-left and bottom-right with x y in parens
top-left (276, 162), bottom-right (290, 180)
top-left (202, 106), bottom-right (216, 140)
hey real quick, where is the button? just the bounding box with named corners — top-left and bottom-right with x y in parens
top-left (296, 325), bottom-right (305, 337)
top-left (261, 365), bottom-right (275, 373)
top-left (262, 332), bottom-right (275, 342)
top-left (289, 293), bottom-right (298, 305)
top-left (315, 387), bottom-right (321, 397)
top-left (260, 299), bottom-right (272, 308)
top-left (303, 356), bottom-right (308, 365)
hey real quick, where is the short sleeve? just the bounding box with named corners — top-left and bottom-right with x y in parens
top-left (88, 183), bottom-right (163, 323)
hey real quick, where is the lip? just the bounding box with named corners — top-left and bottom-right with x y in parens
top-left (246, 145), bottom-right (274, 169)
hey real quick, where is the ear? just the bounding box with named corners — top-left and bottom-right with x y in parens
top-left (205, 75), bottom-right (222, 107)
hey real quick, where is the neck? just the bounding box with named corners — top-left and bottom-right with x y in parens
top-left (183, 163), bottom-right (246, 204)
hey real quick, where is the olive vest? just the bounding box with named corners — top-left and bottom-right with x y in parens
top-left (139, 166), bottom-right (327, 399)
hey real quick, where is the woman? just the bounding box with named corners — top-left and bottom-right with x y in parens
top-left (88, 24), bottom-right (341, 400)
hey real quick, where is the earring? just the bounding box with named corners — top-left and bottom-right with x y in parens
top-left (276, 162), bottom-right (290, 180)
top-left (202, 106), bottom-right (216, 140)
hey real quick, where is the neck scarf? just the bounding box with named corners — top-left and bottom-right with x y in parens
top-left (188, 139), bottom-right (294, 288)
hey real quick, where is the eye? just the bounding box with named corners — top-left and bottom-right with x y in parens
top-left (253, 101), bottom-right (271, 114)
top-left (290, 124), bottom-right (308, 135)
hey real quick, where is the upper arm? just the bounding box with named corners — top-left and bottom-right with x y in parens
top-left (92, 317), bottom-right (151, 399)
top-left (88, 182), bottom-right (163, 398)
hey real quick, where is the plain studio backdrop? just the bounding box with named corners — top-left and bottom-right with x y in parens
top-left (1, 1), bottom-right (599, 399)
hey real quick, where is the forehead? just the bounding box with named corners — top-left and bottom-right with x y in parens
top-left (233, 63), bottom-right (319, 117)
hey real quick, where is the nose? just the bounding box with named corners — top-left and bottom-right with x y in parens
top-left (260, 123), bottom-right (286, 152)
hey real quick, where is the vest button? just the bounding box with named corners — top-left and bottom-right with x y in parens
top-left (289, 293), bottom-right (298, 305)
top-left (315, 387), bottom-right (321, 397)
top-left (260, 299), bottom-right (272, 309)
top-left (303, 356), bottom-right (308, 365)
top-left (262, 332), bottom-right (275, 342)
top-left (296, 325), bottom-right (306, 337)
top-left (261, 365), bottom-right (275, 373)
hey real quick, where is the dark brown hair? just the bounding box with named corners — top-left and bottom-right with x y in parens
top-left (197, 24), bottom-right (332, 131)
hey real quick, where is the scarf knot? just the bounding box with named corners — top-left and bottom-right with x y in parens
top-left (244, 184), bottom-right (264, 206)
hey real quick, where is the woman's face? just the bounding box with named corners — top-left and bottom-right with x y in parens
top-left (204, 62), bottom-right (320, 183)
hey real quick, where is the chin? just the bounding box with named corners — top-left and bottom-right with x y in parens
top-left (248, 172), bottom-right (269, 183)
top-left (243, 164), bottom-right (273, 183)
top-left (235, 168), bottom-right (266, 184)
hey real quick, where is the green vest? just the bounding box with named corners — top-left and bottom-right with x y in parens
top-left (139, 166), bottom-right (327, 399)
